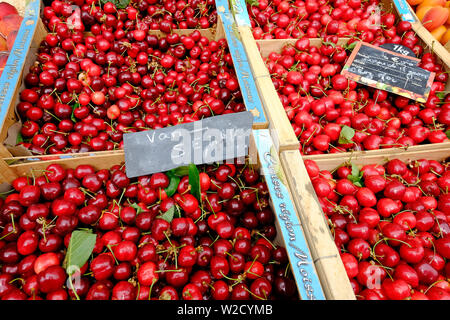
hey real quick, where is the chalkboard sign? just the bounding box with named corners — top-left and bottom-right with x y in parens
top-left (342, 42), bottom-right (435, 103)
top-left (123, 112), bottom-right (253, 178)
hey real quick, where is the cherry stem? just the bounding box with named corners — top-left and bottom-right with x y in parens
top-left (227, 175), bottom-right (244, 191)
top-left (8, 277), bottom-right (24, 285)
top-left (225, 251), bottom-right (238, 262)
top-left (383, 237), bottom-right (412, 248)
top-left (10, 214), bottom-right (15, 233)
top-left (284, 263), bottom-right (291, 278)
top-left (155, 269), bottom-right (182, 273)
top-left (428, 211), bottom-right (444, 239)
top-left (208, 234), bottom-right (220, 248)
top-left (163, 231), bottom-right (178, 269)
top-left (115, 188), bottom-right (127, 210)
top-left (203, 195), bottom-right (217, 217)
top-left (136, 282), bottom-right (141, 301)
top-left (0, 189), bottom-right (15, 196)
top-left (424, 279), bottom-right (447, 294)
top-left (68, 274), bottom-right (80, 301)
top-left (219, 271), bottom-right (240, 282)
top-left (148, 278), bottom-right (157, 300)
top-left (243, 286), bottom-right (266, 300)
top-left (209, 180), bottom-right (222, 191)
top-left (106, 244), bottom-right (119, 265)
top-left (0, 230), bottom-right (14, 241)
top-left (302, 126), bottom-right (318, 155)
top-left (44, 110), bottom-right (61, 122)
top-left (255, 231), bottom-right (277, 250)
top-left (79, 187), bottom-right (96, 199)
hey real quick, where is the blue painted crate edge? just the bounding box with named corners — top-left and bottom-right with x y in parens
top-left (215, 0), bottom-right (267, 126)
top-left (392, 0), bottom-right (416, 22)
top-left (253, 129), bottom-right (326, 300)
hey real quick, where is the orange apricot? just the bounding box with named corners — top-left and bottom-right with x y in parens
top-left (421, 6), bottom-right (449, 30)
top-left (416, 5), bottom-right (433, 21)
top-left (0, 14), bottom-right (22, 37)
top-left (0, 2), bottom-right (17, 21)
top-left (0, 36), bottom-right (7, 51)
top-left (6, 30), bottom-right (16, 51)
top-left (417, 0), bottom-right (446, 10)
top-left (430, 25), bottom-right (447, 41)
top-left (440, 27), bottom-right (450, 44)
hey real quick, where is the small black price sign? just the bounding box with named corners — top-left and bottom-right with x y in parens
top-left (379, 43), bottom-right (416, 57)
top-left (123, 112), bottom-right (254, 178)
top-left (342, 42), bottom-right (435, 103)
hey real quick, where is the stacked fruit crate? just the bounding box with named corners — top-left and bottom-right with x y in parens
top-left (233, 0), bottom-right (450, 300)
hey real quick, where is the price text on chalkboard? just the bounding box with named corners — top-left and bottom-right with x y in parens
top-left (379, 43), bottom-right (415, 57)
top-left (123, 112), bottom-right (254, 178)
top-left (342, 42), bottom-right (435, 103)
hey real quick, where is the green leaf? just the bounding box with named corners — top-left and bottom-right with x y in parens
top-left (164, 172), bottom-right (180, 197)
top-left (16, 131), bottom-right (23, 145)
top-left (322, 41), bottom-right (336, 48)
top-left (118, 0), bottom-right (130, 8)
top-left (353, 181), bottom-right (363, 188)
top-left (174, 205), bottom-right (181, 219)
top-left (129, 202), bottom-right (143, 215)
top-left (158, 205), bottom-right (175, 223)
top-left (351, 163), bottom-right (359, 178)
top-left (121, 0), bottom-right (131, 8)
top-left (436, 91), bottom-right (446, 100)
top-left (338, 125), bottom-right (355, 145)
top-left (446, 130), bottom-right (450, 139)
top-left (347, 163), bottom-right (364, 187)
top-left (169, 166), bottom-right (190, 177)
top-left (188, 163), bottom-right (201, 202)
top-left (71, 103), bottom-right (80, 123)
top-left (100, 0), bottom-right (130, 9)
top-left (344, 41), bottom-right (358, 51)
top-left (63, 230), bottom-right (97, 276)
top-left (245, 0), bottom-right (259, 6)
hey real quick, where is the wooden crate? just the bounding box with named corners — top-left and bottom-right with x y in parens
top-left (0, 129), bottom-right (328, 300)
top-left (257, 32), bottom-right (450, 163)
top-left (234, 0), bottom-right (450, 160)
top-left (281, 143), bottom-right (450, 300)
top-left (240, 35), bottom-right (450, 160)
top-left (0, 14), bottom-right (268, 162)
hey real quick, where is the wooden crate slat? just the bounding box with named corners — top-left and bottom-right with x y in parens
top-left (280, 150), bottom-right (356, 300)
